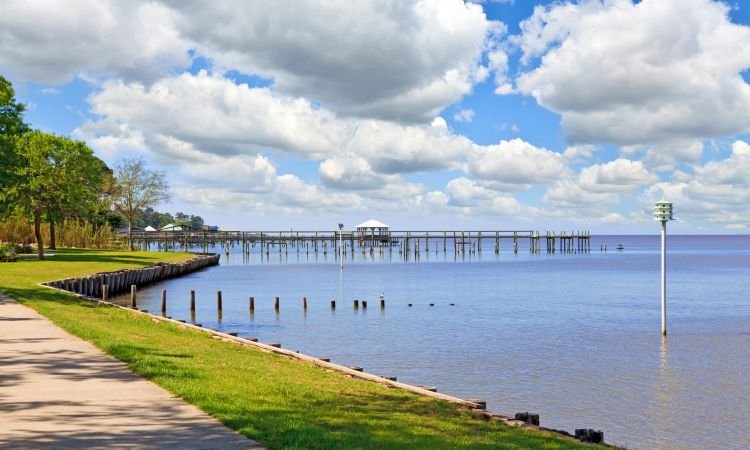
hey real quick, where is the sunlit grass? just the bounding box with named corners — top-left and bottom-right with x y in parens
top-left (0, 248), bottom-right (596, 449)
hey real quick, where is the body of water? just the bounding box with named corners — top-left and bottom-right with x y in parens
top-left (116, 234), bottom-right (750, 449)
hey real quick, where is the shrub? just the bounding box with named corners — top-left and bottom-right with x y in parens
top-left (0, 242), bottom-right (19, 262)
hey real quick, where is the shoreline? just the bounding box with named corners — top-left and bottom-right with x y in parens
top-left (39, 252), bottom-right (609, 447)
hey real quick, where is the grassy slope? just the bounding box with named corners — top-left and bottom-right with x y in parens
top-left (0, 248), bottom-right (594, 449)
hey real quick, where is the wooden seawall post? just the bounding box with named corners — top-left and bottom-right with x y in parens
top-left (130, 285), bottom-right (137, 309)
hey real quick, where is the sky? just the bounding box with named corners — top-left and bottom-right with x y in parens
top-left (2, 0), bottom-right (750, 233)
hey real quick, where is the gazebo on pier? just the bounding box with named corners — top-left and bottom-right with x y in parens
top-left (356, 219), bottom-right (391, 244)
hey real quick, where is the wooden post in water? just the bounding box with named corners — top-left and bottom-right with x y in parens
top-left (161, 290), bottom-right (167, 313)
top-left (303, 296), bottom-right (307, 310)
top-left (190, 290), bottom-right (195, 312)
top-left (130, 285), bottom-right (137, 309)
top-left (249, 296), bottom-right (255, 312)
top-left (217, 291), bottom-right (222, 312)
top-left (275, 296), bottom-right (280, 313)
top-left (330, 300), bottom-right (336, 309)
top-left (362, 301), bottom-right (367, 309)
top-left (354, 299), bottom-right (359, 309)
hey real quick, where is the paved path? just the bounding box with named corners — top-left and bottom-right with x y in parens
top-left (0, 294), bottom-right (263, 449)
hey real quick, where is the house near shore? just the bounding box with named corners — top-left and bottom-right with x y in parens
top-left (159, 223), bottom-right (193, 232)
top-left (356, 219), bottom-right (391, 243)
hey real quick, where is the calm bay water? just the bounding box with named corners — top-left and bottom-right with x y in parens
top-left (117, 235), bottom-right (750, 449)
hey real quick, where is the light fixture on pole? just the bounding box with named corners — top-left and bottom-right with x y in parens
top-left (654, 200), bottom-right (674, 336)
top-left (338, 223), bottom-right (344, 270)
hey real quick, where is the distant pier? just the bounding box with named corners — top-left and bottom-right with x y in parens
top-left (127, 229), bottom-right (592, 256)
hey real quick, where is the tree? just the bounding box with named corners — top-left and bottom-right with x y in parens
top-left (10, 131), bottom-right (105, 259)
top-left (111, 157), bottom-right (171, 250)
top-left (0, 75), bottom-right (30, 216)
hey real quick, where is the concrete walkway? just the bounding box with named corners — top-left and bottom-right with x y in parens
top-left (0, 294), bottom-right (263, 449)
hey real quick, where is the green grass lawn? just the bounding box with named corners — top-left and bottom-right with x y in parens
top-left (0, 248), bottom-right (597, 449)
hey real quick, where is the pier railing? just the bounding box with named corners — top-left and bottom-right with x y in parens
top-left (124, 229), bottom-right (592, 255)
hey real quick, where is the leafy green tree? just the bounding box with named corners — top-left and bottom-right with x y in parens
top-left (10, 131), bottom-right (104, 259)
top-left (111, 157), bottom-right (171, 250)
top-left (0, 75), bottom-right (30, 216)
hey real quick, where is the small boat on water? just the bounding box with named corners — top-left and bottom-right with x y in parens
top-left (616, 244), bottom-right (624, 251)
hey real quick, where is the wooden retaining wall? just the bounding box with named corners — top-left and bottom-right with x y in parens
top-left (42, 253), bottom-right (220, 299)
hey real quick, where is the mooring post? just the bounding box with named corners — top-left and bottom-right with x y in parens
top-left (161, 289), bottom-right (167, 313)
top-left (249, 296), bottom-right (255, 312)
top-left (303, 296), bottom-right (307, 310)
top-left (330, 300), bottom-right (336, 309)
top-left (275, 296), bottom-right (280, 312)
top-left (354, 299), bottom-right (359, 309)
top-left (362, 300), bottom-right (367, 309)
top-left (130, 285), bottom-right (137, 309)
top-left (190, 289), bottom-right (195, 312)
top-left (217, 290), bottom-right (222, 311)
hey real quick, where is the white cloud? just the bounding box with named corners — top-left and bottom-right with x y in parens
top-left (577, 159), bottom-right (658, 193)
top-left (2, 0), bottom-right (499, 123)
top-left (466, 138), bottom-right (567, 190)
top-left (0, 0), bottom-right (190, 84)
top-left (453, 109), bottom-right (475, 123)
top-left (643, 140), bottom-right (750, 228)
top-left (79, 71), bottom-right (350, 160)
top-left (174, 0), bottom-right (493, 122)
top-left (513, 0), bottom-right (750, 145)
top-left (426, 177), bottom-right (536, 217)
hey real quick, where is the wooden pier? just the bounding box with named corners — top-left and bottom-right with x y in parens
top-left (127, 230), bottom-right (592, 256)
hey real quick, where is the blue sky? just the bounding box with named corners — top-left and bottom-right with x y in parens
top-left (2, 0), bottom-right (750, 232)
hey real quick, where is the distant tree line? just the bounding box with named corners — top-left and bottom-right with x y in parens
top-left (0, 75), bottom-right (206, 258)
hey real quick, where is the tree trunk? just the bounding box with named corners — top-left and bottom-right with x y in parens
top-left (128, 218), bottom-right (134, 251)
top-left (34, 210), bottom-right (45, 260)
top-left (49, 220), bottom-right (56, 250)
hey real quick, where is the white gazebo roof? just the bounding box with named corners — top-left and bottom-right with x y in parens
top-left (356, 219), bottom-right (389, 229)
top-left (144, 225), bottom-right (157, 232)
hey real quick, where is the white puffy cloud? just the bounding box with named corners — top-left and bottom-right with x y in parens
top-left (577, 159), bottom-right (658, 193)
top-left (543, 158), bottom-right (658, 219)
top-left (318, 156), bottom-right (424, 199)
top-left (0, 0), bottom-right (190, 84)
top-left (2, 0), bottom-right (498, 123)
top-left (424, 177), bottom-right (537, 217)
top-left (513, 0), bottom-right (750, 146)
top-left (643, 140), bottom-right (750, 228)
top-left (79, 71), bottom-right (350, 160)
top-left (174, 0), bottom-right (492, 122)
top-left (466, 138), bottom-right (567, 190)
top-left (77, 71), bottom-right (478, 176)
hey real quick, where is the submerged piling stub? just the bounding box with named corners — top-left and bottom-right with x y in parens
top-left (514, 412), bottom-right (540, 426)
top-left (465, 399), bottom-right (487, 410)
top-left (575, 429), bottom-right (604, 444)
